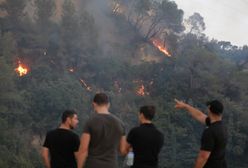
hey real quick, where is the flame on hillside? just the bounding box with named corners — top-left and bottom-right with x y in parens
top-left (133, 80), bottom-right (149, 96)
top-left (79, 79), bottom-right (92, 91)
top-left (136, 84), bottom-right (145, 96)
top-left (15, 61), bottom-right (29, 77)
top-left (151, 38), bottom-right (171, 57)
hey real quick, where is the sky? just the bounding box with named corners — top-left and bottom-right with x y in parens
top-left (173, 0), bottom-right (248, 46)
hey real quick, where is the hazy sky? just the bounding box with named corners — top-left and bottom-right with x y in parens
top-left (173, 0), bottom-right (248, 46)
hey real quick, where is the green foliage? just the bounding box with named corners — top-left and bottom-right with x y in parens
top-left (0, 0), bottom-right (26, 32)
top-left (158, 0), bottom-right (184, 32)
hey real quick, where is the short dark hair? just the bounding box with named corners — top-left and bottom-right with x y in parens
top-left (62, 110), bottom-right (77, 123)
top-left (206, 100), bottom-right (223, 115)
top-left (139, 106), bottom-right (156, 120)
top-left (93, 93), bottom-right (109, 105)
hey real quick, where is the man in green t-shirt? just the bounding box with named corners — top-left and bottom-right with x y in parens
top-left (77, 93), bottom-right (126, 168)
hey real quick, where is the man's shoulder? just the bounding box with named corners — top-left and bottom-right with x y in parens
top-left (88, 113), bottom-right (116, 122)
top-left (207, 121), bottom-right (225, 131)
top-left (149, 125), bottom-right (164, 139)
top-left (155, 127), bottom-right (164, 136)
top-left (47, 128), bottom-right (78, 137)
top-left (86, 113), bottom-right (124, 128)
top-left (109, 114), bottom-right (124, 124)
top-left (202, 126), bottom-right (214, 139)
top-left (69, 130), bottom-right (80, 137)
top-left (46, 128), bottom-right (58, 135)
top-left (203, 125), bottom-right (212, 132)
top-left (95, 113), bottom-right (123, 124)
top-left (129, 125), bottom-right (143, 133)
top-left (208, 121), bottom-right (227, 136)
top-left (86, 114), bottom-right (101, 123)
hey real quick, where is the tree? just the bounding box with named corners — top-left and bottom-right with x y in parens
top-left (34, 0), bottom-right (55, 28)
top-left (186, 12), bottom-right (206, 36)
top-left (144, 0), bottom-right (184, 39)
top-left (129, 0), bottom-right (151, 30)
top-left (0, 0), bottom-right (26, 32)
top-left (0, 31), bottom-right (38, 167)
top-left (58, 0), bottom-right (98, 71)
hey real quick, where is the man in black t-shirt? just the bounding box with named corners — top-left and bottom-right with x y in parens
top-left (175, 99), bottom-right (227, 168)
top-left (42, 110), bottom-right (80, 168)
top-left (126, 106), bottom-right (164, 168)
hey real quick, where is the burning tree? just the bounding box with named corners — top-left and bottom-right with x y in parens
top-left (151, 38), bottom-right (171, 57)
top-left (110, 0), bottom-right (184, 57)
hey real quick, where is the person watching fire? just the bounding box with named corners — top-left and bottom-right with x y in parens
top-left (175, 99), bottom-right (228, 168)
top-left (125, 105), bottom-right (164, 168)
top-left (42, 110), bottom-right (80, 168)
top-left (77, 93), bottom-right (126, 168)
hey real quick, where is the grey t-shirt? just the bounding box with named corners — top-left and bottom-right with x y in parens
top-left (83, 113), bottom-right (125, 168)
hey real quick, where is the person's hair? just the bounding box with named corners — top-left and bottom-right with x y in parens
top-left (62, 110), bottom-right (77, 123)
top-left (93, 93), bottom-right (109, 105)
top-left (206, 100), bottom-right (223, 115)
top-left (139, 105), bottom-right (156, 120)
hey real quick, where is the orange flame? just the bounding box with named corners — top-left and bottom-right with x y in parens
top-left (79, 79), bottom-right (92, 91)
top-left (15, 61), bottom-right (28, 77)
top-left (136, 84), bottom-right (145, 96)
top-left (151, 38), bottom-right (171, 57)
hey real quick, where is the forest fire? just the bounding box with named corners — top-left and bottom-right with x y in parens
top-left (79, 79), bottom-right (92, 91)
top-left (151, 38), bottom-right (171, 57)
top-left (136, 84), bottom-right (145, 96)
top-left (15, 61), bottom-right (29, 77)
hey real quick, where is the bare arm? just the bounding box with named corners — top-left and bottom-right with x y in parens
top-left (119, 135), bottom-right (130, 155)
top-left (175, 99), bottom-right (207, 124)
top-left (77, 133), bottom-right (90, 168)
top-left (194, 150), bottom-right (211, 168)
top-left (41, 147), bottom-right (51, 168)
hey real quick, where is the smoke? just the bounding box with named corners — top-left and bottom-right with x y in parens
top-left (79, 0), bottom-right (131, 58)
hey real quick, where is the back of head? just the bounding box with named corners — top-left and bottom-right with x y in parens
top-left (62, 110), bottom-right (77, 123)
top-left (93, 93), bottom-right (109, 105)
top-left (206, 100), bottom-right (224, 116)
top-left (140, 105), bottom-right (156, 121)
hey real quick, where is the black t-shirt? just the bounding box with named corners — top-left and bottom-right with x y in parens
top-left (83, 113), bottom-right (125, 168)
top-left (43, 128), bottom-right (80, 168)
top-left (127, 123), bottom-right (164, 168)
top-left (201, 118), bottom-right (228, 168)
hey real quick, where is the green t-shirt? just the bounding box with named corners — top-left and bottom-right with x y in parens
top-left (83, 113), bottom-right (125, 168)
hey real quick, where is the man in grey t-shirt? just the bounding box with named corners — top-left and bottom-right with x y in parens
top-left (77, 93), bottom-right (127, 168)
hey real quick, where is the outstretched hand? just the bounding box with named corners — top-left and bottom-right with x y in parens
top-left (174, 99), bottom-right (207, 124)
top-left (174, 99), bottom-right (188, 109)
